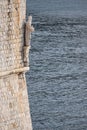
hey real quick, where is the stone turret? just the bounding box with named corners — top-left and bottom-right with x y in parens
top-left (0, 0), bottom-right (33, 129)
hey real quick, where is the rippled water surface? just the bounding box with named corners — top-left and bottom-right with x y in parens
top-left (26, 0), bottom-right (87, 129)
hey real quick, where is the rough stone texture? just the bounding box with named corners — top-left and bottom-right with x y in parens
top-left (0, 0), bottom-right (32, 130)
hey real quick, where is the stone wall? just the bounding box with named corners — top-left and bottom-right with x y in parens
top-left (0, 0), bottom-right (26, 72)
top-left (0, 0), bottom-right (32, 130)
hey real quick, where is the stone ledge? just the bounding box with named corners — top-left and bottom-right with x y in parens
top-left (0, 67), bottom-right (29, 77)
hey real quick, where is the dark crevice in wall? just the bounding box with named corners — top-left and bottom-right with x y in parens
top-left (7, 0), bottom-right (12, 39)
top-left (8, 0), bottom-right (11, 4)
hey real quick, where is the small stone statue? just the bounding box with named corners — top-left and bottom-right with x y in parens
top-left (25, 16), bottom-right (34, 46)
top-left (24, 16), bottom-right (34, 67)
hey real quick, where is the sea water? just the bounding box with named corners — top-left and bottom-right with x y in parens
top-left (26, 0), bottom-right (87, 129)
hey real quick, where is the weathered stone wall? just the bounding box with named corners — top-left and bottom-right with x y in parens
top-left (0, 0), bottom-right (26, 71)
top-left (0, 0), bottom-right (32, 130)
top-left (0, 74), bottom-right (32, 130)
